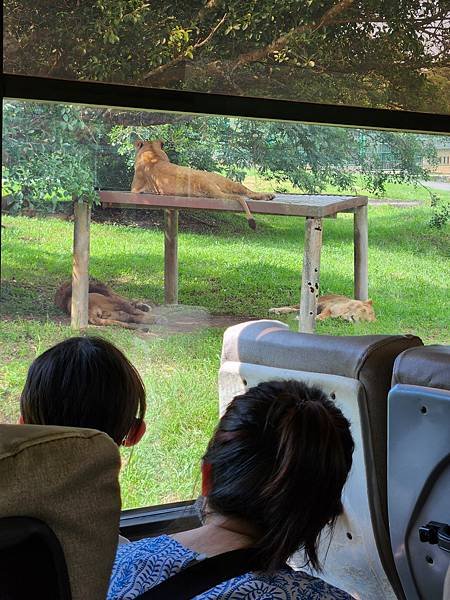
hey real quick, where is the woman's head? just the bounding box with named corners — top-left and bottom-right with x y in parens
top-left (20, 336), bottom-right (146, 446)
top-left (202, 380), bottom-right (354, 572)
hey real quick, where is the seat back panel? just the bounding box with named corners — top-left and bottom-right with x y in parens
top-left (388, 384), bottom-right (450, 600)
top-left (219, 320), bottom-right (423, 600)
top-left (219, 361), bottom-right (396, 599)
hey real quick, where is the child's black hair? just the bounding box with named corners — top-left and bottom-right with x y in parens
top-left (20, 336), bottom-right (146, 445)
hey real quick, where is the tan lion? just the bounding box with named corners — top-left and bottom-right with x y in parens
top-left (131, 139), bottom-right (275, 229)
top-left (55, 281), bottom-right (156, 329)
top-left (269, 294), bottom-right (376, 322)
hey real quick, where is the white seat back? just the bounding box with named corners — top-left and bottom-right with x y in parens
top-left (219, 320), bottom-right (422, 600)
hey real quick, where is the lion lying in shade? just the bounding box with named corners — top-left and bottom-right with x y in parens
top-left (131, 139), bottom-right (275, 229)
top-left (55, 281), bottom-right (156, 329)
top-left (269, 294), bottom-right (376, 322)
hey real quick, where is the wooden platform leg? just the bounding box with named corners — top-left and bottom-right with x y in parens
top-left (299, 217), bottom-right (323, 333)
top-left (71, 201), bottom-right (91, 330)
top-left (354, 204), bottom-right (368, 300)
top-left (164, 209), bottom-right (179, 304)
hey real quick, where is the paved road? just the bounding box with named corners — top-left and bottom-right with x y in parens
top-left (421, 180), bottom-right (450, 191)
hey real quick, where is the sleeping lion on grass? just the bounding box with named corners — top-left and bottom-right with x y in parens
top-left (55, 281), bottom-right (156, 330)
top-left (131, 139), bottom-right (275, 229)
top-left (269, 294), bottom-right (376, 322)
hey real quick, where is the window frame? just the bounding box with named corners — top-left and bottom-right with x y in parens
top-left (119, 500), bottom-right (200, 540)
top-left (3, 74), bottom-right (450, 134)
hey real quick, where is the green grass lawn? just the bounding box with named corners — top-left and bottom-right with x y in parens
top-left (1, 201), bottom-right (449, 508)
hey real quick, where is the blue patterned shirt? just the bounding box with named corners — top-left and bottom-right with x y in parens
top-left (108, 535), bottom-right (353, 599)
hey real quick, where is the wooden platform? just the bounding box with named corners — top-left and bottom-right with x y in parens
top-left (69, 191), bottom-right (369, 334)
top-left (98, 190), bottom-right (367, 218)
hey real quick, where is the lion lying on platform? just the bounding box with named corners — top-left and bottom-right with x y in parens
top-left (55, 281), bottom-right (156, 329)
top-left (131, 139), bottom-right (275, 229)
top-left (269, 294), bottom-right (376, 322)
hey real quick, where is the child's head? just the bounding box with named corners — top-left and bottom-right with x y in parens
top-left (20, 336), bottom-right (146, 446)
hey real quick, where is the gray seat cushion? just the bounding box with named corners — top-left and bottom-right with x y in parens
top-left (392, 344), bottom-right (450, 390)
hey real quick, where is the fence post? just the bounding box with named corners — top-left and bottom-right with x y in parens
top-left (164, 209), bottom-right (179, 304)
top-left (71, 200), bottom-right (91, 329)
top-left (354, 204), bottom-right (369, 300)
top-left (299, 217), bottom-right (323, 333)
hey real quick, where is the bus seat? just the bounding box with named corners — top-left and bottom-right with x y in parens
top-left (388, 345), bottom-right (450, 600)
top-left (219, 320), bottom-right (423, 600)
top-left (0, 424), bottom-right (121, 600)
top-left (0, 516), bottom-right (71, 599)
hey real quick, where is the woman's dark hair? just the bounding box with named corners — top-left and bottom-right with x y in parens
top-left (20, 336), bottom-right (146, 445)
top-left (203, 380), bottom-right (354, 572)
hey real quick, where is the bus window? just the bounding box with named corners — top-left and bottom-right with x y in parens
top-left (2, 97), bottom-right (449, 510)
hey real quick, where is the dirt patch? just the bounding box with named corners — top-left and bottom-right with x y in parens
top-left (2, 205), bottom-right (253, 235)
top-left (93, 206), bottom-right (253, 234)
top-left (136, 306), bottom-right (256, 338)
top-left (2, 302), bottom-right (255, 337)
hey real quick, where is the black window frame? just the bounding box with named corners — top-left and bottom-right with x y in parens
top-left (2, 74), bottom-right (450, 134)
top-left (1, 70), bottom-right (449, 530)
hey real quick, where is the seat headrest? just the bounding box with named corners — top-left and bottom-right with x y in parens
top-left (0, 422), bottom-right (109, 458)
top-left (0, 424), bottom-right (121, 600)
top-left (222, 320), bottom-right (422, 380)
top-left (392, 345), bottom-right (450, 390)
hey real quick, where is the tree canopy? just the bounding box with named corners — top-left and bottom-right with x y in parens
top-left (4, 0), bottom-right (450, 112)
top-left (3, 2), bottom-right (449, 225)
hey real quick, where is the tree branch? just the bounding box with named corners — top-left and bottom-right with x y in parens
top-left (141, 0), bottom-right (355, 85)
top-left (231, 0), bottom-right (355, 70)
top-left (143, 13), bottom-right (227, 81)
top-left (195, 12), bottom-right (228, 50)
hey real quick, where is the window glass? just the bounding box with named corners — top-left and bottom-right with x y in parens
top-left (1, 98), bottom-right (449, 508)
top-left (3, 1), bottom-right (450, 114)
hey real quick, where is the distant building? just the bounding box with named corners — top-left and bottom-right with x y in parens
top-left (424, 144), bottom-right (450, 176)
